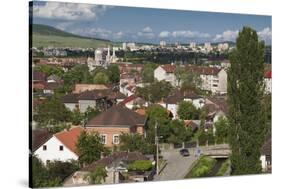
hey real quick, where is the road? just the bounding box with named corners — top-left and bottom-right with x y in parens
top-left (153, 148), bottom-right (198, 181)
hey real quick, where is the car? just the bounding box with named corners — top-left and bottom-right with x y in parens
top-left (179, 148), bottom-right (190, 156)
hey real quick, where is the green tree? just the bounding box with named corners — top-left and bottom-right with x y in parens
top-left (174, 66), bottom-right (202, 91)
top-left (227, 27), bottom-right (267, 175)
top-left (34, 64), bottom-right (64, 77)
top-left (93, 72), bottom-right (109, 84)
top-left (177, 101), bottom-right (200, 120)
top-left (83, 107), bottom-right (100, 124)
top-left (145, 104), bottom-right (171, 143)
top-left (84, 165), bottom-right (107, 184)
top-left (214, 116), bottom-right (229, 144)
top-left (141, 64), bottom-right (157, 83)
top-left (33, 97), bottom-right (72, 127)
top-left (76, 131), bottom-right (106, 165)
top-left (63, 64), bottom-right (92, 86)
top-left (71, 109), bottom-right (84, 125)
top-left (119, 133), bottom-right (155, 155)
top-left (167, 119), bottom-right (193, 144)
top-left (128, 160), bottom-right (153, 172)
top-left (107, 64), bottom-right (120, 83)
top-left (137, 80), bottom-right (173, 103)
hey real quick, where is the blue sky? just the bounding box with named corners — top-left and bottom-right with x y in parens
top-left (32, 1), bottom-right (272, 44)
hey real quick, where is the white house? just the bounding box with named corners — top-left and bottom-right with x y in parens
top-left (154, 65), bottom-right (178, 86)
top-left (61, 93), bottom-right (79, 111)
top-left (154, 64), bottom-right (227, 94)
top-left (158, 89), bottom-right (204, 119)
top-left (34, 127), bottom-right (83, 164)
top-left (264, 70), bottom-right (272, 94)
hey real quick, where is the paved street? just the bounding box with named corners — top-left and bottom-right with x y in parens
top-left (153, 148), bottom-right (198, 181)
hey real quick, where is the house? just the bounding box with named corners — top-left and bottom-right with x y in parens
top-left (73, 84), bottom-right (109, 94)
top-left (154, 64), bottom-right (227, 94)
top-left (77, 89), bottom-right (112, 113)
top-left (61, 93), bottom-right (79, 111)
top-left (32, 128), bottom-right (52, 153)
top-left (107, 91), bottom-right (127, 104)
top-left (264, 70), bottom-right (272, 94)
top-left (61, 89), bottom-right (125, 112)
top-left (86, 105), bottom-right (147, 147)
top-left (120, 95), bottom-right (147, 109)
top-left (33, 71), bottom-right (46, 82)
top-left (32, 71), bottom-right (47, 91)
top-left (158, 89), bottom-right (204, 119)
top-left (183, 120), bottom-right (200, 131)
top-left (43, 82), bottom-right (62, 94)
top-left (47, 74), bottom-right (61, 83)
top-left (260, 134), bottom-right (271, 172)
top-left (154, 64), bottom-right (177, 86)
top-left (63, 152), bottom-right (149, 186)
top-left (34, 127), bottom-right (84, 164)
top-left (202, 96), bottom-right (227, 123)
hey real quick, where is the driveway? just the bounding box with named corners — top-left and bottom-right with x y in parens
top-left (153, 148), bottom-right (198, 181)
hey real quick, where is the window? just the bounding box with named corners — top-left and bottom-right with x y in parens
top-left (59, 145), bottom-right (64, 151)
top-left (113, 135), bottom-right (120, 144)
top-left (43, 145), bottom-right (47, 151)
top-left (100, 134), bottom-right (107, 144)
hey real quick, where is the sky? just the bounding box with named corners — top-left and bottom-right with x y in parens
top-left (31, 1), bottom-right (272, 44)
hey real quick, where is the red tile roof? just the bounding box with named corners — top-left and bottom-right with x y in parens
top-left (120, 95), bottom-right (138, 105)
top-left (159, 64), bottom-right (222, 75)
top-left (264, 70), bottom-right (272, 79)
top-left (160, 64), bottom-right (176, 73)
top-left (54, 127), bottom-right (84, 155)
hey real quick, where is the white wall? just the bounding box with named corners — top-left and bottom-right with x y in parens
top-left (64, 103), bottom-right (77, 112)
top-left (34, 136), bottom-right (78, 164)
top-left (154, 66), bottom-right (177, 86)
top-left (218, 69), bottom-right (227, 94)
top-left (79, 100), bottom-right (97, 113)
top-left (264, 78), bottom-right (272, 94)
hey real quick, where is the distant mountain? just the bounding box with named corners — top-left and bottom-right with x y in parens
top-left (31, 24), bottom-right (118, 48)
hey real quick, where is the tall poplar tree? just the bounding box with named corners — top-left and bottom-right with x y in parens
top-left (227, 27), bottom-right (267, 175)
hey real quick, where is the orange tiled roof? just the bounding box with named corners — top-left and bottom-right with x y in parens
top-left (54, 127), bottom-right (84, 155)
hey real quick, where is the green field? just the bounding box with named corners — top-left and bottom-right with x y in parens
top-left (31, 24), bottom-right (120, 48)
top-left (32, 34), bottom-right (119, 48)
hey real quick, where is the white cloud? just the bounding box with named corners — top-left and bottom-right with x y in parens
top-left (137, 27), bottom-right (154, 38)
top-left (33, 2), bottom-right (108, 21)
top-left (142, 26), bottom-right (153, 33)
top-left (70, 27), bottom-right (112, 38)
top-left (113, 31), bottom-right (124, 39)
top-left (258, 27), bottom-right (272, 42)
top-left (159, 31), bottom-right (170, 38)
top-left (137, 32), bottom-right (155, 39)
top-left (55, 22), bottom-right (73, 30)
top-left (213, 30), bottom-right (239, 42)
top-left (214, 27), bottom-right (272, 43)
top-left (159, 30), bottom-right (210, 38)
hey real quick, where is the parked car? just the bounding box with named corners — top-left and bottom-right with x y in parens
top-left (179, 148), bottom-right (190, 156)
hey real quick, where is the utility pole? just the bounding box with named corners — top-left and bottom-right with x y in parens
top-left (155, 121), bottom-right (159, 175)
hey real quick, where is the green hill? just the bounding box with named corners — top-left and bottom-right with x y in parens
top-left (32, 24), bottom-right (119, 48)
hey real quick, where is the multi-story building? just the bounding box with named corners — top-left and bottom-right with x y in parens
top-left (154, 64), bottom-right (227, 94)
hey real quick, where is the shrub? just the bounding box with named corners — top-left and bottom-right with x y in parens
top-left (188, 156), bottom-right (216, 178)
top-left (128, 160), bottom-right (153, 172)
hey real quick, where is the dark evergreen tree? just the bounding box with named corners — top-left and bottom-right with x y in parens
top-left (227, 27), bottom-right (267, 175)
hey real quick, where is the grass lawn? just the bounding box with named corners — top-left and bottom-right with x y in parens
top-left (185, 156), bottom-right (217, 178)
top-left (32, 34), bottom-right (120, 48)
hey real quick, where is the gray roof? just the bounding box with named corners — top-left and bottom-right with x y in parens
top-left (86, 105), bottom-right (147, 128)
